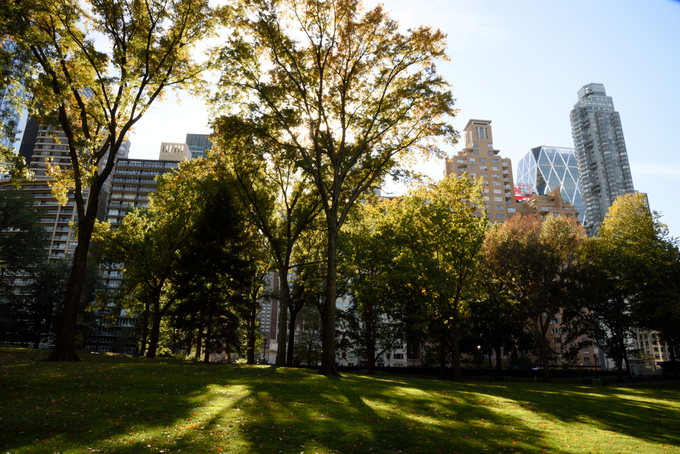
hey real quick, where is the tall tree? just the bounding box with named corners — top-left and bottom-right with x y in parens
top-left (2, 0), bottom-right (215, 361)
top-left (597, 193), bottom-right (680, 377)
top-left (483, 214), bottom-right (586, 382)
top-left (211, 0), bottom-right (457, 375)
top-left (340, 199), bottom-right (404, 375)
top-left (392, 176), bottom-right (488, 380)
top-left (95, 161), bottom-right (210, 358)
top-left (209, 126), bottom-right (322, 367)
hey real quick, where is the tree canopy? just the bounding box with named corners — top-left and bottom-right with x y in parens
top-left (211, 0), bottom-right (457, 375)
top-left (1, 0), bottom-right (215, 361)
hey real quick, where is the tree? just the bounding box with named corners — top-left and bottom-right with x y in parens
top-left (561, 238), bottom-right (636, 381)
top-left (211, 0), bottom-right (457, 375)
top-left (0, 188), bottom-right (49, 273)
top-left (597, 193), bottom-right (680, 378)
top-left (209, 126), bottom-right (322, 367)
top-left (469, 259), bottom-right (531, 377)
top-left (23, 260), bottom-right (71, 348)
top-left (483, 214), bottom-right (586, 382)
top-left (340, 199), bottom-right (405, 375)
top-left (171, 177), bottom-right (255, 363)
top-left (2, 0), bottom-right (215, 361)
top-left (95, 161), bottom-right (210, 358)
top-left (391, 176), bottom-right (488, 380)
top-left (0, 188), bottom-right (50, 341)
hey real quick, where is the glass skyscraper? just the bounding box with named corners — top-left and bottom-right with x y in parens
top-left (516, 146), bottom-right (585, 224)
top-left (570, 83), bottom-right (634, 236)
top-left (185, 133), bottom-right (213, 160)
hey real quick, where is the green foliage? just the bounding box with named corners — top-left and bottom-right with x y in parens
top-left (0, 187), bottom-right (49, 272)
top-left (483, 213), bottom-right (587, 381)
top-left (2, 0), bottom-right (216, 360)
top-left (211, 0), bottom-right (458, 374)
top-left (392, 176), bottom-right (489, 378)
top-left (597, 193), bottom-right (680, 370)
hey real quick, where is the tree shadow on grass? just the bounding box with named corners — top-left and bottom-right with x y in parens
top-left (1, 348), bottom-right (677, 454)
top-left (491, 383), bottom-right (680, 448)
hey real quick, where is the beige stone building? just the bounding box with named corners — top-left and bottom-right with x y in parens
top-left (444, 119), bottom-right (517, 223)
top-left (516, 187), bottom-right (580, 221)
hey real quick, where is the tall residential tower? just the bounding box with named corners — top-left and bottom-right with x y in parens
top-left (570, 83), bottom-right (634, 236)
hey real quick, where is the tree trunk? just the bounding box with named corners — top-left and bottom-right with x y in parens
top-left (623, 352), bottom-right (631, 378)
top-left (540, 339), bottom-right (552, 382)
top-left (319, 229), bottom-right (339, 376)
top-left (495, 341), bottom-right (503, 377)
top-left (439, 341), bottom-right (447, 379)
top-left (275, 273), bottom-right (289, 367)
top-left (138, 300), bottom-right (150, 356)
top-left (616, 357), bottom-right (624, 381)
top-left (203, 321), bottom-right (212, 364)
top-left (246, 312), bottom-right (256, 365)
top-left (366, 317), bottom-right (375, 376)
top-left (488, 347), bottom-right (493, 379)
top-left (45, 238), bottom-right (90, 362)
top-left (450, 327), bottom-right (462, 381)
top-left (146, 302), bottom-right (163, 359)
top-left (46, 169), bottom-right (106, 362)
top-left (196, 324), bottom-right (203, 360)
top-left (286, 301), bottom-right (304, 367)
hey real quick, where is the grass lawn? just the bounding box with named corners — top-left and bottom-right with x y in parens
top-left (1, 347), bottom-right (679, 454)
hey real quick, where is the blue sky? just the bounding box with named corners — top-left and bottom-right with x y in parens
top-left (128, 0), bottom-right (680, 237)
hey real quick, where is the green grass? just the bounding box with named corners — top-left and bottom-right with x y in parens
top-left (1, 347), bottom-right (679, 454)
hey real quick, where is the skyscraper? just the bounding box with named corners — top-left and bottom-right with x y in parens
top-left (516, 146), bottom-right (585, 224)
top-left (185, 133), bottom-right (212, 159)
top-left (570, 83), bottom-right (634, 236)
top-left (444, 119), bottom-right (518, 223)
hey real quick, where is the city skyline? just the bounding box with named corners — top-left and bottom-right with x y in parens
top-left (123, 0), bottom-right (680, 237)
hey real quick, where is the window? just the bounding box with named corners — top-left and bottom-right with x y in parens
top-left (493, 189), bottom-right (502, 194)
top-left (492, 166), bottom-right (500, 171)
top-left (492, 174), bottom-right (500, 179)
top-left (493, 182), bottom-right (501, 186)
top-left (496, 214), bottom-right (505, 219)
top-left (491, 159), bottom-right (499, 164)
top-left (494, 197), bottom-right (502, 202)
top-left (508, 208), bottom-right (516, 213)
top-left (495, 206), bottom-right (504, 210)
top-left (476, 127), bottom-right (488, 140)
top-left (479, 158), bottom-right (486, 163)
top-left (393, 353), bottom-right (404, 360)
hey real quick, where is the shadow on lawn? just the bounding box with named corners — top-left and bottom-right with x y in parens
top-left (0, 348), bottom-right (678, 454)
top-left (494, 383), bottom-right (680, 448)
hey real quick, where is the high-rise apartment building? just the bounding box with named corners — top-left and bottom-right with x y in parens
top-left (516, 146), bottom-right (585, 224)
top-left (570, 83), bottom-right (634, 236)
top-left (444, 120), bottom-right (517, 223)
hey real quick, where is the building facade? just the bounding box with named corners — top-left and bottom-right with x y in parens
top-left (185, 134), bottom-right (213, 160)
top-left (444, 120), bottom-right (517, 223)
top-left (516, 187), bottom-right (580, 221)
top-left (516, 146), bottom-right (585, 224)
top-left (570, 83), bottom-right (634, 236)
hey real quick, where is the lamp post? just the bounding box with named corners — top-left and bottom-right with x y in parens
top-left (477, 345), bottom-right (482, 382)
